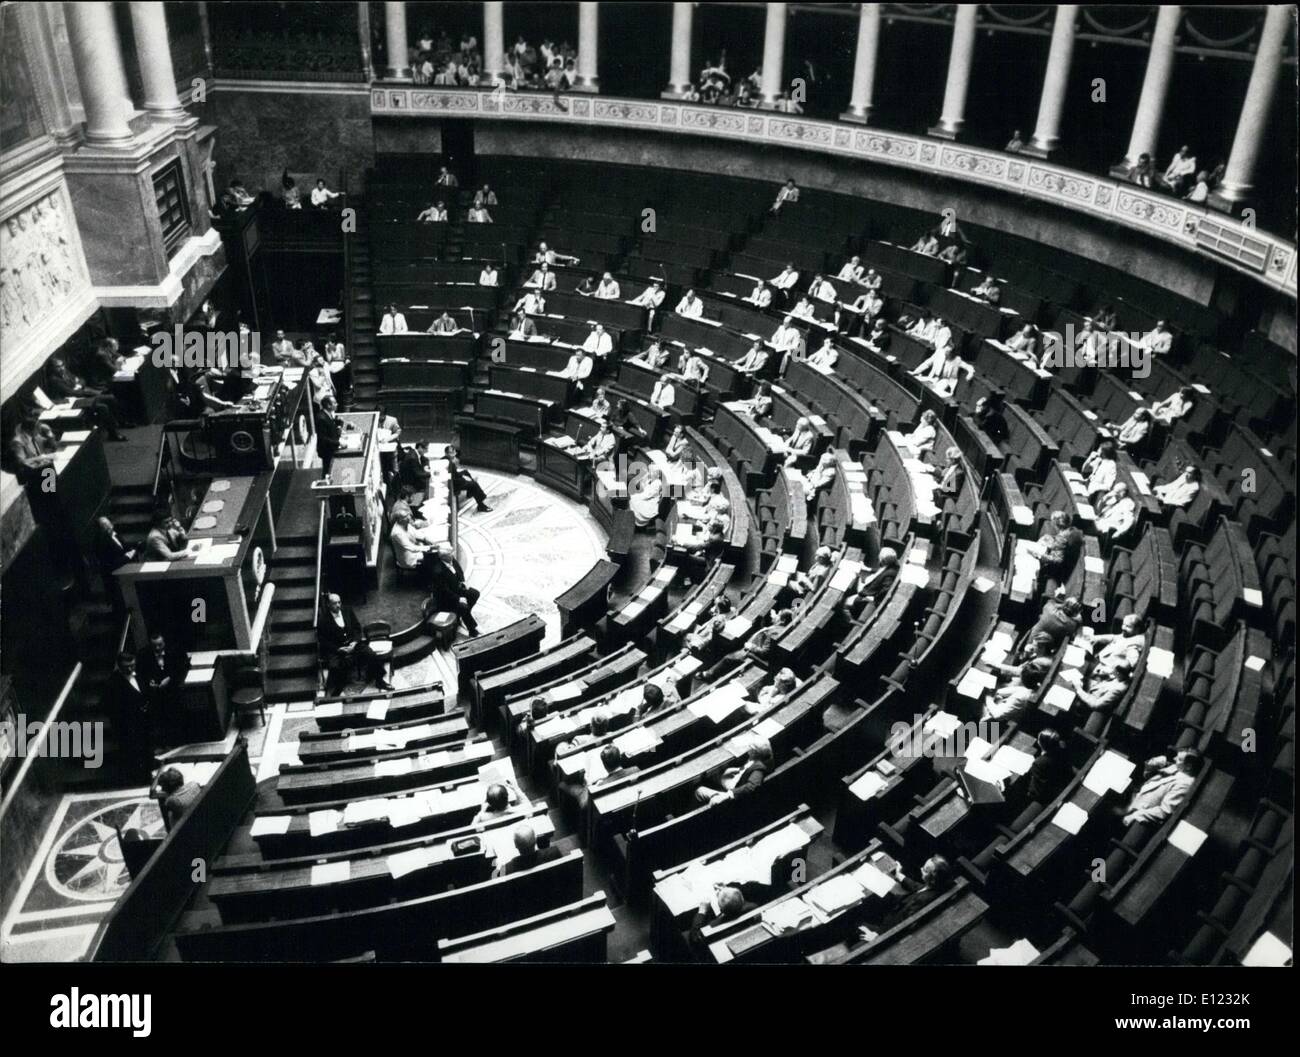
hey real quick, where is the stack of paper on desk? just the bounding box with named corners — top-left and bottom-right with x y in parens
top-left (762, 896), bottom-right (818, 933)
top-left (806, 874), bottom-right (865, 916)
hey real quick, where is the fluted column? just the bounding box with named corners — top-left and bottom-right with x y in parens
top-left (662, 2), bottom-right (694, 98)
top-left (129, 2), bottom-right (186, 117)
top-left (383, 1), bottom-right (410, 80)
top-left (64, 1), bottom-right (134, 144)
top-left (358, 2), bottom-right (374, 81)
top-left (483, 1), bottom-right (505, 85)
top-left (1115, 6), bottom-right (1180, 172)
top-left (759, 2), bottom-right (788, 105)
top-left (928, 5), bottom-right (978, 139)
top-left (1210, 5), bottom-right (1291, 210)
top-left (842, 4), bottom-right (882, 123)
top-left (1025, 5), bottom-right (1078, 157)
top-left (574, 2), bottom-right (599, 90)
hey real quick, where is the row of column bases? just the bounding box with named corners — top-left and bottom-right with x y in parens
top-left (380, 1), bottom-right (1288, 211)
top-left (65, 1), bottom-right (190, 145)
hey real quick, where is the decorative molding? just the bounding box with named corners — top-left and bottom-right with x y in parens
top-left (210, 78), bottom-right (370, 97)
top-left (364, 87), bottom-right (1297, 300)
top-left (0, 174), bottom-right (97, 402)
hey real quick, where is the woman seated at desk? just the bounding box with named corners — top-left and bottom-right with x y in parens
top-left (630, 465), bottom-right (664, 528)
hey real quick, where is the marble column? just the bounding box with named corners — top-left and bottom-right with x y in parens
top-left (1115, 6), bottom-right (1180, 172)
top-left (842, 3), bottom-right (882, 124)
top-left (483, 1), bottom-right (505, 85)
top-left (129, 2), bottom-right (186, 118)
top-left (64, 1), bottom-right (134, 145)
top-left (383, 1), bottom-right (411, 80)
top-left (575, 2), bottom-right (599, 90)
top-left (928, 4), bottom-right (978, 139)
top-left (759, 2), bottom-right (788, 105)
top-left (1209, 5), bottom-right (1291, 209)
top-left (358, 1), bottom-right (374, 81)
top-left (662, 2), bottom-right (694, 99)
top-left (1025, 5), bottom-right (1078, 158)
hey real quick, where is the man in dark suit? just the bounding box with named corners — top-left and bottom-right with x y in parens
top-left (688, 884), bottom-right (759, 957)
top-left (317, 592), bottom-right (391, 694)
top-left (94, 516), bottom-right (134, 612)
top-left (428, 543), bottom-right (480, 635)
top-left (860, 854), bottom-right (955, 940)
top-left (137, 631), bottom-right (189, 740)
top-left (695, 736), bottom-right (773, 804)
top-left (104, 652), bottom-right (154, 783)
top-left (447, 446), bottom-right (491, 513)
top-left (494, 822), bottom-right (564, 877)
top-left (397, 443), bottom-right (431, 501)
top-left (316, 394), bottom-right (343, 474)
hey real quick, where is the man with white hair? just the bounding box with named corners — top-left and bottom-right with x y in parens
top-left (428, 542), bottom-right (481, 636)
top-left (318, 592), bottom-right (391, 694)
top-left (493, 822), bottom-right (563, 877)
top-left (842, 548), bottom-right (900, 621)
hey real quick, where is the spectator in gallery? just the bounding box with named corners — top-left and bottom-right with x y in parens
top-left (771, 178), bottom-right (800, 213)
top-left (1005, 129), bottom-right (1024, 152)
top-left (310, 179), bottom-right (341, 207)
top-left (478, 262), bottom-right (499, 286)
top-left (1129, 152), bottom-right (1154, 188)
top-left (1161, 145), bottom-right (1197, 195)
top-left (417, 200), bottom-right (448, 222)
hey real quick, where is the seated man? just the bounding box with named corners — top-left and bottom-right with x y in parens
top-left (559, 348), bottom-right (594, 387)
top-left (1095, 483), bottom-right (1137, 540)
top-left (841, 548), bottom-right (900, 621)
top-left (689, 884), bottom-right (757, 954)
top-left (1029, 592), bottom-right (1083, 649)
top-left (478, 263), bottom-right (500, 287)
top-left (379, 304), bottom-right (409, 334)
top-left (514, 289), bottom-right (546, 316)
top-left (390, 509), bottom-right (437, 585)
top-left (807, 337), bottom-right (838, 372)
top-left (508, 309), bottom-right (538, 339)
top-left (582, 324), bottom-right (614, 359)
top-left (695, 736), bottom-right (773, 804)
top-left (751, 668), bottom-right (797, 714)
top-left (857, 855), bottom-right (954, 942)
top-left (970, 275), bottom-right (1001, 304)
top-left (637, 340), bottom-right (671, 370)
top-left (770, 263), bottom-right (800, 292)
top-left (1154, 466), bottom-right (1200, 509)
top-left (680, 351), bottom-right (710, 388)
top-left (142, 515), bottom-right (196, 561)
top-left (416, 201), bottom-right (448, 222)
top-left (1031, 511), bottom-right (1083, 594)
top-left (770, 178), bottom-right (799, 213)
top-left (1121, 750), bottom-right (1199, 825)
top-left (493, 822), bottom-right (564, 877)
top-left (525, 262), bottom-right (558, 290)
top-left (1090, 614), bottom-right (1146, 671)
top-left (593, 272), bottom-right (621, 300)
top-left (448, 446), bottom-right (492, 513)
top-left (627, 280), bottom-right (666, 313)
top-left (981, 666), bottom-right (1044, 722)
top-left (1061, 657), bottom-right (1133, 716)
top-left (427, 310), bottom-right (465, 335)
top-left (733, 341), bottom-right (768, 376)
top-left (837, 256), bottom-right (865, 283)
top-left (473, 780), bottom-right (524, 826)
top-left (151, 767), bottom-right (202, 831)
top-left (742, 381), bottom-right (774, 421)
top-left (426, 541), bottom-right (480, 634)
top-left (675, 289), bottom-right (704, 318)
top-left (746, 279), bottom-right (773, 309)
top-left (317, 592), bottom-right (390, 694)
top-left (575, 422), bottom-right (616, 463)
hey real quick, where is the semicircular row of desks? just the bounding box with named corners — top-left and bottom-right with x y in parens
top-left (169, 160), bottom-right (1289, 964)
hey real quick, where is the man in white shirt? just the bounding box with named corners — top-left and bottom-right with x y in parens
top-left (650, 375), bottom-right (676, 411)
top-left (514, 290), bottom-right (546, 316)
top-left (535, 241), bottom-right (579, 266)
top-left (770, 179), bottom-right (799, 213)
top-left (1161, 146), bottom-right (1196, 194)
top-left (770, 316), bottom-right (801, 356)
top-left (427, 311), bottom-right (464, 336)
top-left (628, 281), bottom-right (665, 309)
top-left (809, 275), bottom-right (837, 303)
top-left (1138, 321), bottom-right (1173, 357)
top-left (747, 280), bottom-right (773, 309)
top-left (576, 422), bottom-right (616, 462)
top-left (379, 305), bottom-right (408, 335)
top-left (559, 350), bottom-right (594, 388)
top-left (770, 264), bottom-right (799, 292)
top-left (416, 202), bottom-right (447, 222)
top-left (807, 338), bottom-right (838, 372)
top-left (467, 205), bottom-right (493, 223)
top-left (310, 179), bottom-right (341, 207)
top-left (837, 257), bottom-right (864, 283)
top-left (436, 166), bottom-right (459, 189)
top-left (583, 324), bottom-right (614, 358)
top-left (680, 351), bottom-right (710, 387)
top-left (1122, 750), bottom-right (1199, 825)
top-left (734, 342), bottom-right (768, 376)
top-left (525, 262), bottom-right (557, 291)
top-left (594, 272), bottom-right (621, 300)
top-left (478, 264), bottom-right (499, 287)
top-left (676, 290), bottom-right (704, 318)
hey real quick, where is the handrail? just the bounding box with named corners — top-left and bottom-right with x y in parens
top-left (0, 658), bottom-right (85, 821)
top-left (311, 503), bottom-right (327, 628)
